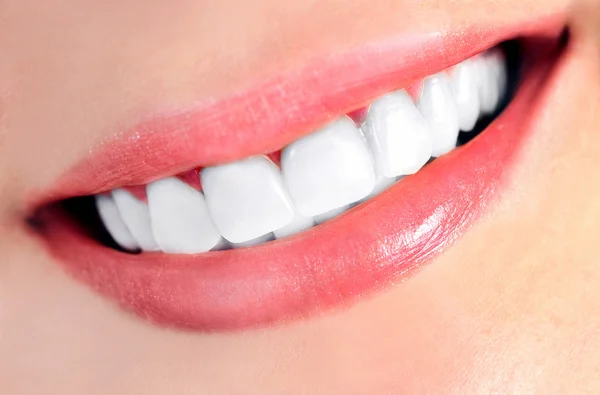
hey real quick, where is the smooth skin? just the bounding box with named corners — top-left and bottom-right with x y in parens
top-left (1, 0), bottom-right (600, 394)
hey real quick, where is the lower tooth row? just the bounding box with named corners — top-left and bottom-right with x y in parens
top-left (95, 49), bottom-right (508, 254)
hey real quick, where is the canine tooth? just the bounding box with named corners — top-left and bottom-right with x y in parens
top-left (451, 60), bottom-right (481, 132)
top-left (147, 177), bottom-right (221, 254)
top-left (417, 73), bottom-right (460, 157)
top-left (274, 211), bottom-right (314, 239)
top-left (362, 91), bottom-right (432, 177)
top-left (112, 189), bottom-right (159, 251)
top-left (95, 194), bottom-right (140, 251)
top-left (201, 156), bottom-right (294, 244)
top-left (282, 117), bottom-right (376, 217)
top-left (314, 205), bottom-right (349, 224)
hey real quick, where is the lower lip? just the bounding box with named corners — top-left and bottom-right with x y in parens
top-left (35, 33), bottom-right (566, 332)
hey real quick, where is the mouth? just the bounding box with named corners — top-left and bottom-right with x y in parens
top-left (29, 15), bottom-right (569, 332)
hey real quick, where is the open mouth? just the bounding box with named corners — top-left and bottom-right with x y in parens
top-left (30, 16), bottom-right (569, 331)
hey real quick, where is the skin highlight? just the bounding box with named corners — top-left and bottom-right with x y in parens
top-left (1, 0), bottom-right (600, 394)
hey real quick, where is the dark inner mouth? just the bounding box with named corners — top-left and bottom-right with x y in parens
top-left (30, 32), bottom-right (568, 255)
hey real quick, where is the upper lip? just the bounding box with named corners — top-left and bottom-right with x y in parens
top-left (34, 15), bottom-right (567, 332)
top-left (35, 15), bottom-right (562, 205)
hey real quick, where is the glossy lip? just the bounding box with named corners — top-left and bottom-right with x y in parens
top-left (33, 18), bottom-right (567, 332)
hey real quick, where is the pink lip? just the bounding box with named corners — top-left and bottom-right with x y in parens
top-left (33, 17), bottom-right (567, 331)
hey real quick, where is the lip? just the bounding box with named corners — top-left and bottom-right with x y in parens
top-left (33, 18), bottom-right (567, 332)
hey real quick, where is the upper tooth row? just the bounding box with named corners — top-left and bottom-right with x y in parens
top-left (96, 50), bottom-right (507, 254)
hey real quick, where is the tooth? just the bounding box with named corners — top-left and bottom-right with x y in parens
top-left (451, 60), bottom-right (481, 132)
top-left (476, 55), bottom-right (500, 115)
top-left (282, 117), bottom-right (376, 216)
top-left (417, 73), bottom-right (460, 157)
top-left (274, 210), bottom-right (314, 239)
top-left (112, 189), bottom-right (159, 251)
top-left (147, 177), bottom-right (221, 254)
top-left (201, 156), bottom-right (294, 244)
top-left (369, 175), bottom-right (398, 198)
top-left (362, 91), bottom-right (432, 177)
top-left (95, 194), bottom-right (140, 251)
top-left (230, 233), bottom-right (274, 248)
top-left (357, 175), bottom-right (397, 205)
top-left (314, 205), bottom-right (349, 224)
top-left (489, 50), bottom-right (508, 103)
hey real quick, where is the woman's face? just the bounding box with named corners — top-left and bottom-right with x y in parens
top-left (2, 0), bottom-right (600, 393)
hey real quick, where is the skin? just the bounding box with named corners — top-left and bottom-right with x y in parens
top-left (1, 0), bottom-right (600, 393)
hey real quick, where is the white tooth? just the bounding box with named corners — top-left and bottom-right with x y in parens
top-left (476, 55), bottom-right (500, 115)
top-left (95, 194), bottom-right (140, 251)
top-left (369, 175), bottom-right (398, 198)
top-left (313, 205), bottom-right (349, 224)
top-left (417, 73), bottom-right (460, 157)
top-left (274, 210), bottom-right (314, 239)
top-left (357, 175), bottom-right (399, 205)
top-left (230, 233), bottom-right (274, 248)
top-left (147, 177), bottom-right (221, 254)
top-left (362, 91), bottom-right (432, 177)
top-left (451, 60), bottom-right (481, 132)
top-left (489, 50), bottom-right (508, 103)
top-left (201, 156), bottom-right (294, 244)
top-left (282, 117), bottom-right (376, 217)
top-left (112, 189), bottom-right (159, 251)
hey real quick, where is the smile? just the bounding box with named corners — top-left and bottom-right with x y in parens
top-left (100, 46), bottom-right (508, 252)
top-left (30, 16), bottom-right (568, 331)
